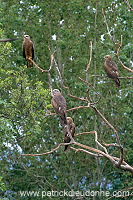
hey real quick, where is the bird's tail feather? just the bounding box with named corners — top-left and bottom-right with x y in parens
top-left (64, 145), bottom-right (70, 151)
top-left (59, 113), bottom-right (67, 126)
top-left (114, 78), bottom-right (120, 87)
top-left (27, 61), bottom-right (33, 68)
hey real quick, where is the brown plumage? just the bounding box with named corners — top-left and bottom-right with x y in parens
top-left (104, 55), bottom-right (120, 87)
top-left (64, 117), bottom-right (75, 151)
top-left (51, 89), bottom-right (67, 126)
top-left (23, 35), bottom-right (34, 68)
top-left (0, 38), bottom-right (18, 42)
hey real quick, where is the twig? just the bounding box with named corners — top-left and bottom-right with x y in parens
top-left (79, 77), bottom-right (103, 100)
top-left (18, 133), bottom-right (133, 173)
top-left (85, 41), bottom-right (93, 99)
top-left (86, 41), bottom-right (92, 72)
top-left (94, 131), bottom-right (108, 154)
top-left (92, 75), bottom-right (133, 79)
top-left (124, 0), bottom-right (133, 11)
top-left (19, 142), bottom-right (72, 158)
top-left (48, 46), bottom-right (64, 88)
top-left (63, 85), bottom-right (90, 103)
top-left (75, 131), bottom-right (96, 137)
top-left (29, 58), bottom-right (48, 73)
top-left (75, 131), bottom-right (108, 154)
top-left (73, 141), bottom-right (133, 173)
top-left (102, 8), bottom-right (116, 44)
top-left (115, 54), bottom-right (133, 73)
top-left (91, 105), bottom-right (121, 146)
top-left (67, 105), bottom-right (90, 112)
top-left (70, 146), bottom-right (103, 157)
top-left (103, 141), bottom-right (124, 167)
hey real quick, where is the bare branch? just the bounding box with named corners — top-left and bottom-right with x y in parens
top-left (102, 8), bottom-right (116, 44)
top-left (124, 0), bottom-right (133, 11)
top-left (19, 142), bottom-right (72, 158)
top-left (79, 77), bottom-right (103, 101)
top-left (67, 105), bottom-right (90, 112)
top-left (115, 54), bottom-right (133, 73)
top-left (92, 75), bottom-right (133, 79)
top-left (75, 131), bottom-right (96, 137)
top-left (48, 46), bottom-right (55, 72)
top-left (0, 38), bottom-right (19, 42)
top-left (86, 41), bottom-right (93, 72)
top-left (19, 131), bottom-right (133, 174)
top-left (91, 105), bottom-right (121, 146)
top-left (103, 141), bottom-right (124, 167)
top-left (73, 141), bottom-right (133, 174)
top-left (29, 58), bottom-right (48, 73)
top-left (63, 85), bottom-right (90, 103)
top-left (48, 46), bottom-right (64, 87)
top-left (94, 131), bottom-right (108, 154)
top-left (70, 146), bottom-right (103, 157)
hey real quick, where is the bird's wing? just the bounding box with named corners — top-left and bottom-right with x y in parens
top-left (106, 60), bottom-right (118, 71)
top-left (51, 98), bottom-right (59, 114)
top-left (22, 41), bottom-right (26, 59)
top-left (53, 95), bottom-right (66, 110)
top-left (23, 40), bottom-right (34, 60)
top-left (32, 42), bottom-right (34, 59)
top-left (70, 123), bottom-right (75, 137)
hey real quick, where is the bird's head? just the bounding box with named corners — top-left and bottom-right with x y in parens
top-left (23, 35), bottom-right (30, 39)
top-left (67, 117), bottom-right (73, 124)
top-left (104, 55), bottom-right (112, 60)
top-left (52, 89), bottom-right (60, 96)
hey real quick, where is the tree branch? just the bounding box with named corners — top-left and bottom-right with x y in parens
top-left (19, 130), bottom-right (133, 174)
top-left (124, 0), bottom-right (133, 11)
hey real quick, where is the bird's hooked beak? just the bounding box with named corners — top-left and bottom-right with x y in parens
top-left (23, 35), bottom-right (30, 39)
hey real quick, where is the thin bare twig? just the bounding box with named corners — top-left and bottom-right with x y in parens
top-left (124, 0), bottom-right (133, 11)
top-left (92, 75), bottom-right (133, 79)
top-left (48, 46), bottom-right (64, 87)
top-left (91, 105), bottom-right (121, 146)
top-left (102, 8), bottom-right (116, 44)
top-left (29, 58), bottom-right (48, 73)
top-left (73, 141), bottom-right (133, 173)
top-left (86, 41), bottom-right (92, 72)
top-left (63, 85), bottom-right (90, 103)
top-left (19, 142), bottom-right (72, 158)
top-left (115, 54), bottom-right (133, 73)
top-left (79, 77), bottom-right (103, 101)
top-left (103, 141), bottom-right (124, 167)
top-left (18, 131), bottom-right (133, 173)
top-left (70, 146), bottom-right (103, 157)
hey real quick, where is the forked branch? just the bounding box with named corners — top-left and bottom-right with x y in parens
top-left (19, 131), bottom-right (133, 174)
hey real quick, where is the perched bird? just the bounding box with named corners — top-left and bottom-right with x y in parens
top-left (104, 55), bottom-right (120, 87)
top-left (51, 89), bottom-right (67, 126)
top-left (22, 35), bottom-right (34, 67)
top-left (0, 38), bottom-right (18, 42)
top-left (64, 117), bottom-right (75, 151)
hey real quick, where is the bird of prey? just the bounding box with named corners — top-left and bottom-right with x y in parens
top-left (51, 89), bottom-right (67, 126)
top-left (22, 35), bottom-right (34, 67)
top-left (0, 38), bottom-right (18, 42)
top-left (104, 55), bottom-right (120, 87)
top-left (64, 117), bottom-right (75, 151)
